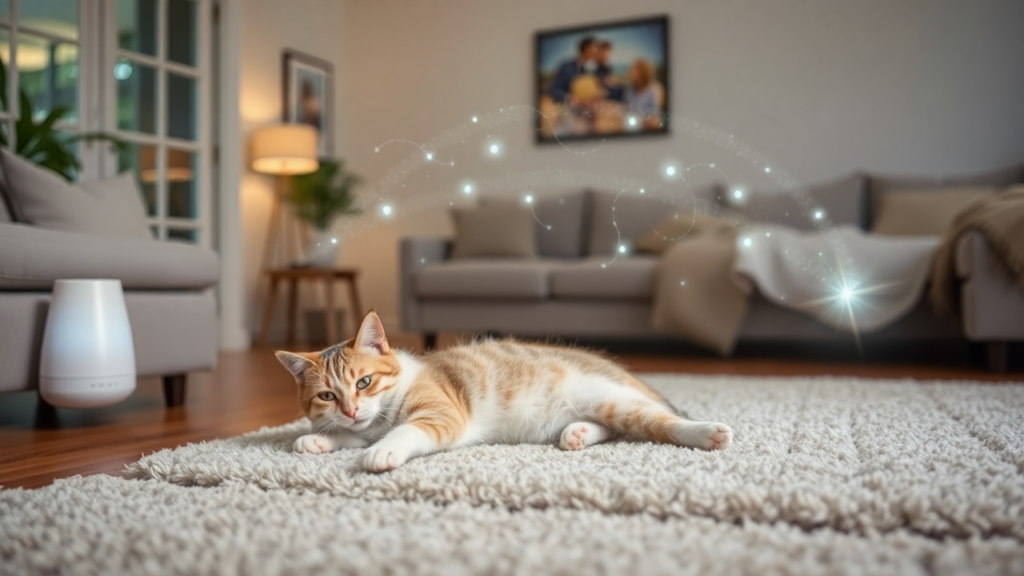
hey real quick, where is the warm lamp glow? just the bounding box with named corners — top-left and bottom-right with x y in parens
top-left (251, 124), bottom-right (319, 175)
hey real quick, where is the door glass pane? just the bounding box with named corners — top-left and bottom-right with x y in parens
top-left (20, 0), bottom-right (79, 40)
top-left (117, 0), bottom-right (157, 56)
top-left (118, 142), bottom-right (158, 216)
top-left (17, 34), bottom-right (79, 123)
top-left (0, 27), bottom-right (9, 111)
top-left (116, 59), bottom-right (156, 134)
top-left (167, 227), bottom-right (197, 243)
top-left (0, 1), bottom-right (9, 20)
top-left (166, 0), bottom-right (196, 66)
top-left (166, 148), bottom-right (197, 218)
top-left (166, 72), bottom-right (196, 140)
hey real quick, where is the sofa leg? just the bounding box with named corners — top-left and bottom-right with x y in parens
top-left (986, 342), bottom-right (1009, 373)
top-left (423, 333), bottom-right (437, 352)
top-left (163, 374), bottom-right (187, 407)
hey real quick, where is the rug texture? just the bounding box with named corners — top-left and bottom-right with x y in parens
top-left (124, 375), bottom-right (1024, 540)
top-left (3, 374), bottom-right (1024, 575)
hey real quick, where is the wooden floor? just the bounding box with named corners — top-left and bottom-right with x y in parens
top-left (1, 334), bottom-right (1021, 490)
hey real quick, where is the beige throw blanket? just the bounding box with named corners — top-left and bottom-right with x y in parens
top-left (640, 216), bottom-right (939, 356)
top-left (638, 214), bottom-right (748, 356)
top-left (930, 188), bottom-right (1024, 316)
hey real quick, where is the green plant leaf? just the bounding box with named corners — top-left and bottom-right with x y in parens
top-left (287, 159), bottom-right (363, 230)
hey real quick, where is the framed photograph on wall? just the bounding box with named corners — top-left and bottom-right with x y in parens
top-left (534, 16), bottom-right (670, 143)
top-left (283, 50), bottom-right (334, 158)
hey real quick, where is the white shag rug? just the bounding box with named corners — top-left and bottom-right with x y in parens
top-left (3, 374), bottom-right (1024, 575)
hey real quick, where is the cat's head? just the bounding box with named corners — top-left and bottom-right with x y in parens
top-left (275, 311), bottom-right (401, 431)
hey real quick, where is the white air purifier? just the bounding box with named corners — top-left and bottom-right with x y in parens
top-left (40, 279), bottom-right (136, 408)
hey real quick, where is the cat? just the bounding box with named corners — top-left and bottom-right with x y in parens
top-left (275, 311), bottom-right (732, 473)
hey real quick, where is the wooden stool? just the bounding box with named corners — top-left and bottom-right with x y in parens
top-left (258, 268), bottom-right (363, 347)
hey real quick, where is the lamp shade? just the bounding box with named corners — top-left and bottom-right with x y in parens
top-left (251, 124), bottom-right (319, 175)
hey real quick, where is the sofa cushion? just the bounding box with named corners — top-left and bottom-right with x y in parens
top-left (867, 163), bottom-right (1024, 226)
top-left (550, 257), bottom-right (657, 299)
top-left (415, 261), bottom-right (554, 299)
top-left (450, 204), bottom-right (536, 259)
top-left (872, 187), bottom-right (997, 237)
top-left (588, 186), bottom-right (722, 256)
top-left (722, 174), bottom-right (867, 230)
top-left (482, 191), bottom-right (590, 259)
top-left (0, 150), bottom-right (151, 239)
top-left (0, 223), bottom-right (219, 290)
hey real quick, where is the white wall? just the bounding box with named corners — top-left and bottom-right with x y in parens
top-left (328, 0), bottom-right (1024, 331)
top-left (237, 0), bottom-right (1024, 340)
top-left (237, 0), bottom-right (348, 342)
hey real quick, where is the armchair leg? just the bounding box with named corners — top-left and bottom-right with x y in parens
top-left (423, 333), bottom-right (437, 352)
top-left (986, 342), bottom-right (1009, 373)
top-left (163, 374), bottom-right (187, 407)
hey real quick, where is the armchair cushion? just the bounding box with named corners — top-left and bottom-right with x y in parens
top-left (0, 224), bottom-right (219, 290)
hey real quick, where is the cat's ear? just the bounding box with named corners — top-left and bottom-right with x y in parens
top-left (275, 351), bottom-right (317, 383)
top-left (354, 310), bottom-right (390, 355)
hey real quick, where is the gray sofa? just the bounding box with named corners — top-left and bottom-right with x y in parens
top-left (0, 194), bottom-right (219, 406)
top-left (400, 169), bottom-right (1024, 370)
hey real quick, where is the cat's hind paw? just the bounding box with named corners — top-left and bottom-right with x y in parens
top-left (559, 421), bottom-right (612, 451)
top-left (705, 423), bottom-right (732, 450)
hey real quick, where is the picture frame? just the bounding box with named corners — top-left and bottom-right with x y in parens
top-left (282, 50), bottom-right (334, 158)
top-left (534, 15), bottom-right (670, 144)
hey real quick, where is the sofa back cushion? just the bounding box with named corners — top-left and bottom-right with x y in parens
top-left (482, 191), bottom-right (590, 259)
top-left (722, 174), bottom-right (867, 230)
top-left (587, 184), bottom-right (721, 256)
top-left (0, 150), bottom-right (151, 239)
top-left (0, 165), bottom-right (12, 223)
top-left (449, 204), bottom-right (536, 259)
top-left (871, 187), bottom-right (997, 237)
top-left (867, 163), bottom-right (1024, 226)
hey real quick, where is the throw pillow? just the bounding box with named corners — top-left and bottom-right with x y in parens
top-left (0, 150), bottom-right (151, 239)
top-left (871, 187), bottom-right (997, 237)
top-left (481, 191), bottom-right (590, 259)
top-left (449, 204), bottom-right (537, 259)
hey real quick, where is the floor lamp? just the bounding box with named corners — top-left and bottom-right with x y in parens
top-left (251, 124), bottom-right (319, 269)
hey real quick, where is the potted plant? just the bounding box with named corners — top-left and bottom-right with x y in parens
top-left (286, 159), bottom-right (362, 267)
top-left (0, 59), bottom-right (123, 180)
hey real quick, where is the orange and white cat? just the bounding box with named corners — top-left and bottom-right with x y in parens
top-left (276, 311), bottom-right (732, 473)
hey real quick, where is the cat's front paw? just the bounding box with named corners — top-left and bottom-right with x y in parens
top-left (361, 443), bottom-right (411, 473)
top-left (560, 422), bottom-right (590, 450)
top-left (293, 434), bottom-right (335, 454)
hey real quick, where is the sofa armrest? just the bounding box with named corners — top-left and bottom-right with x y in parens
top-left (955, 230), bottom-right (1024, 341)
top-left (399, 237), bottom-right (450, 331)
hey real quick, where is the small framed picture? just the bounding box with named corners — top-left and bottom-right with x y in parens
top-left (535, 16), bottom-right (670, 143)
top-left (282, 50), bottom-right (334, 158)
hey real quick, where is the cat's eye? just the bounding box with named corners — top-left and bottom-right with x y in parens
top-left (317, 391), bottom-right (337, 401)
top-left (356, 375), bottom-right (372, 390)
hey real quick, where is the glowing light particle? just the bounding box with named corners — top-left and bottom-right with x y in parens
top-left (733, 189), bottom-right (744, 200)
top-left (330, 237), bottom-right (338, 245)
top-left (628, 116), bottom-right (637, 127)
top-left (601, 264), bottom-right (607, 269)
top-left (489, 144), bottom-right (499, 155)
top-left (113, 60), bottom-right (133, 80)
top-left (463, 185), bottom-right (473, 194)
top-left (420, 258), bottom-right (426, 264)
top-left (546, 225), bottom-right (552, 230)
top-left (374, 147), bottom-right (380, 153)
top-left (618, 245), bottom-right (627, 254)
top-left (841, 288), bottom-right (854, 302)
top-left (426, 153), bottom-right (433, 161)
top-left (764, 167), bottom-right (771, 173)
top-left (639, 188), bottom-right (645, 194)
top-left (680, 280), bottom-right (687, 287)
top-left (813, 210), bottom-right (824, 220)
top-left (381, 204), bottom-right (393, 216)
top-left (524, 195), bottom-right (533, 204)
top-left (666, 166), bottom-right (676, 176)
top-left (742, 237), bottom-right (753, 247)
top-left (472, 116), bottom-right (478, 123)
top-left (710, 163), bottom-right (716, 168)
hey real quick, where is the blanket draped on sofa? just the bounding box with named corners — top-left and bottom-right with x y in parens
top-left (930, 188), bottom-right (1024, 317)
top-left (642, 217), bottom-right (939, 356)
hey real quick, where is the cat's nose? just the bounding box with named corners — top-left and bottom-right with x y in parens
top-left (344, 407), bottom-right (358, 419)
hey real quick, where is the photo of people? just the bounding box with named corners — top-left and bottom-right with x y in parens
top-left (535, 17), bottom-right (669, 142)
top-left (283, 51), bottom-right (334, 157)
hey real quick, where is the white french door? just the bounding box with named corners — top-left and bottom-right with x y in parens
top-left (0, 0), bottom-right (212, 247)
top-left (103, 0), bottom-right (212, 246)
